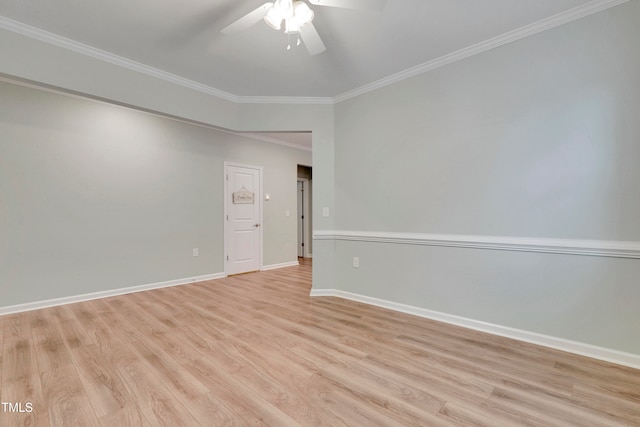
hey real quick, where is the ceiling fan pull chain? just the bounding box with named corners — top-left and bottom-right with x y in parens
top-left (221, 0), bottom-right (327, 55)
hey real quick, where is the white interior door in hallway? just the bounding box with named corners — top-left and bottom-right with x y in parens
top-left (225, 163), bottom-right (262, 275)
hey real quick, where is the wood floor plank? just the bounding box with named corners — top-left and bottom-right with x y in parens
top-left (393, 332), bottom-right (577, 398)
top-left (1, 314), bottom-right (50, 426)
top-left (437, 399), bottom-right (552, 427)
top-left (1, 377), bottom-right (49, 427)
top-left (67, 344), bottom-right (131, 419)
top-left (571, 384), bottom-right (640, 424)
top-left (47, 304), bottom-right (76, 324)
top-left (57, 314), bottom-right (95, 351)
top-left (1, 262), bottom-right (639, 425)
top-left (127, 338), bottom-right (210, 401)
top-left (2, 315), bottom-right (33, 384)
top-left (186, 392), bottom-right (250, 427)
top-left (40, 364), bottom-right (99, 426)
top-left (489, 385), bottom-right (628, 427)
top-left (98, 404), bottom-right (152, 427)
top-left (88, 298), bottom-right (145, 345)
top-left (30, 310), bottom-right (72, 374)
top-left (116, 359), bottom-right (202, 427)
top-left (300, 373), bottom-right (411, 427)
top-left (184, 356), bottom-right (301, 426)
top-left (319, 359), bottom-right (445, 422)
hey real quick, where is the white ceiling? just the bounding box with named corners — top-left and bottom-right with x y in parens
top-left (0, 0), bottom-right (602, 99)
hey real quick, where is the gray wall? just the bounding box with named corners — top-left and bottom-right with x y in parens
top-left (238, 103), bottom-right (336, 289)
top-left (0, 81), bottom-right (310, 307)
top-left (0, 24), bottom-right (336, 297)
top-left (332, 2), bottom-right (640, 354)
top-left (1, 0), bottom-right (637, 359)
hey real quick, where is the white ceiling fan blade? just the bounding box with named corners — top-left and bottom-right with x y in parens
top-left (300, 22), bottom-right (326, 55)
top-left (308, 0), bottom-right (385, 11)
top-left (221, 2), bottom-right (272, 35)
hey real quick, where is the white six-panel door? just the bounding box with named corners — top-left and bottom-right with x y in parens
top-left (225, 163), bottom-right (262, 275)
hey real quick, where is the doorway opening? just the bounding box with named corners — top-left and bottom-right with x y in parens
top-left (297, 165), bottom-right (312, 260)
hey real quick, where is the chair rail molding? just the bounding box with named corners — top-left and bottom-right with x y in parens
top-left (313, 230), bottom-right (640, 259)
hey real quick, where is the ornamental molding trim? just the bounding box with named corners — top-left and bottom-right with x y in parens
top-left (333, 0), bottom-right (629, 102)
top-left (0, 0), bottom-right (628, 105)
top-left (313, 230), bottom-right (640, 259)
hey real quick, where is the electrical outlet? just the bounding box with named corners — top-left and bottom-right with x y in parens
top-left (193, 248), bottom-right (199, 257)
top-left (353, 257), bottom-right (359, 268)
top-left (323, 207), bottom-right (330, 217)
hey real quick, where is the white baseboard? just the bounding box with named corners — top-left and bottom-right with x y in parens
top-left (310, 288), bottom-right (640, 370)
top-left (262, 261), bottom-right (299, 271)
top-left (0, 272), bottom-right (226, 316)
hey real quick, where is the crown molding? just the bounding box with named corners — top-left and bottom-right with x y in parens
top-left (0, 16), bottom-right (331, 106)
top-left (0, 16), bottom-right (241, 103)
top-left (0, 0), bottom-right (629, 106)
top-left (333, 0), bottom-right (629, 103)
top-left (237, 96), bottom-right (333, 105)
top-left (314, 230), bottom-right (640, 259)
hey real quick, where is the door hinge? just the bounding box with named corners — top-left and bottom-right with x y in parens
top-left (301, 243), bottom-right (304, 247)
top-left (226, 255), bottom-right (229, 261)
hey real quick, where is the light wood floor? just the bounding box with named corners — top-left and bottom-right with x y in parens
top-left (1, 262), bottom-right (639, 426)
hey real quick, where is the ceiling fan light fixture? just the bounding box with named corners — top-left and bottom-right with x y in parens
top-left (284, 17), bottom-right (301, 34)
top-left (293, 1), bottom-right (314, 25)
top-left (273, 0), bottom-right (294, 19)
top-left (264, 7), bottom-right (283, 30)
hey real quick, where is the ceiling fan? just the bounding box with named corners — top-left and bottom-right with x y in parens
top-left (221, 0), bottom-right (385, 55)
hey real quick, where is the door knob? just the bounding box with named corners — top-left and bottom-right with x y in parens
top-left (254, 224), bottom-right (260, 228)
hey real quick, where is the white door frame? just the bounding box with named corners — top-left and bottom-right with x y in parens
top-left (297, 178), bottom-right (311, 258)
top-left (224, 161), bottom-right (263, 275)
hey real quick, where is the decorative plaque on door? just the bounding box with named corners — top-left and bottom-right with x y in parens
top-left (233, 186), bottom-right (255, 204)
